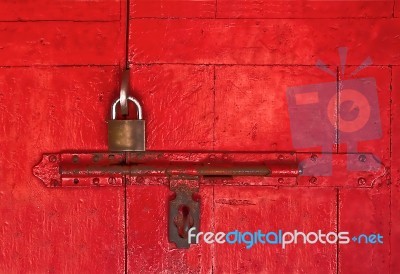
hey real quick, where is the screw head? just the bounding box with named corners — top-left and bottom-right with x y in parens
top-left (72, 155), bottom-right (79, 163)
top-left (92, 178), bottom-right (100, 185)
top-left (358, 155), bottom-right (367, 163)
top-left (108, 177), bottom-right (116, 185)
top-left (311, 154), bottom-right (318, 162)
top-left (49, 155), bottom-right (57, 163)
top-left (309, 176), bottom-right (317, 184)
top-left (358, 177), bottom-right (366, 185)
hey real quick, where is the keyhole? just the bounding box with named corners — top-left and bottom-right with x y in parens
top-left (174, 204), bottom-right (194, 239)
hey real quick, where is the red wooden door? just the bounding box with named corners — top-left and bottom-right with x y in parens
top-left (1, 1), bottom-right (399, 273)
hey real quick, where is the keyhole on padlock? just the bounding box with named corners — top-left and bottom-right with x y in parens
top-left (174, 204), bottom-right (194, 239)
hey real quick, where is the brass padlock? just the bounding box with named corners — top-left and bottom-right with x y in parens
top-left (108, 96), bottom-right (145, 151)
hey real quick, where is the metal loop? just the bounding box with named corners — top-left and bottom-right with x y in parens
top-left (119, 70), bottom-right (130, 115)
top-left (111, 96), bottom-right (143, 120)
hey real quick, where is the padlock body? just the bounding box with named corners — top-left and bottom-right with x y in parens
top-left (108, 120), bottom-right (145, 151)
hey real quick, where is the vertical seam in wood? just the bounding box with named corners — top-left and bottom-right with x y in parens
top-left (336, 188), bottom-right (340, 274)
top-left (124, 152), bottom-right (128, 274)
top-left (125, 0), bottom-right (130, 69)
top-left (389, 65), bottom-right (393, 274)
top-left (213, 65), bottom-right (216, 151)
top-left (124, 1), bottom-right (130, 273)
top-left (336, 66), bottom-right (340, 153)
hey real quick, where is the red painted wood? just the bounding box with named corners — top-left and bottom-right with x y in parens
top-left (338, 187), bottom-right (391, 273)
top-left (0, 22), bottom-right (123, 66)
top-left (129, 65), bottom-right (214, 150)
top-left (0, 1), bottom-right (398, 273)
top-left (338, 66), bottom-right (391, 166)
top-left (395, 1), bottom-right (400, 18)
top-left (126, 185), bottom-right (213, 273)
top-left (390, 67), bottom-right (400, 273)
top-left (0, 0), bottom-right (120, 21)
top-left (0, 67), bottom-right (125, 273)
top-left (129, 19), bottom-right (400, 65)
top-left (214, 65), bottom-right (336, 151)
top-left (213, 187), bottom-right (337, 273)
top-left (131, 0), bottom-right (216, 18)
top-left (217, 0), bottom-right (394, 19)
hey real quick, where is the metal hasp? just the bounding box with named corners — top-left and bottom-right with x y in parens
top-left (35, 71), bottom-right (385, 248)
top-left (32, 151), bottom-right (385, 248)
top-left (33, 151), bottom-right (301, 248)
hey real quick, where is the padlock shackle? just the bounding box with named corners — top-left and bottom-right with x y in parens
top-left (111, 96), bottom-right (143, 120)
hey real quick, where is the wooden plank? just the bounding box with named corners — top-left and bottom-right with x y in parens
top-left (0, 67), bottom-right (125, 273)
top-left (0, 0), bottom-right (120, 21)
top-left (217, 0), bottom-right (394, 19)
top-left (130, 65), bottom-right (214, 150)
top-left (338, 188), bottom-right (390, 273)
top-left (390, 66), bottom-right (400, 273)
top-left (214, 65), bottom-right (337, 151)
top-left (129, 19), bottom-right (400, 65)
top-left (131, 0), bottom-right (215, 18)
top-left (213, 186), bottom-right (337, 273)
top-left (126, 185), bottom-right (213, 273)
top-left (337, 66), bottom-right (391, 167)
top-left (0, 22), bottom-right (123, 66)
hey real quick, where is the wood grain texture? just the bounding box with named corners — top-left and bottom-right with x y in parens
top-left (390, 67), bottom-right (400, 274)
top-left (337, 66), bottom-right (391, 167)
top-left (126, 185), bottom-right (213, 273)
top-left (129, 18), bottom-right (400, 65)
top-left (338, 187), bottom-right (391, 274)
top-left (214, 65), bottom-right (337, 151)
top-left (129, 65), bottom-right (214, 150)
top-left (217, 0), bottom-right (394, 19)
top-left (0, 67), bottom-right (125, 273)
top-left (213, 187), bottom-right (337, 273)
top-left (0, 0), bottom-right (398, 272)
top-left (130, 0), bottom-right (215, 18)
top-left (0, 0), bottom-right (121, 21)
top-left (0, 22), bottom-right (123, 66)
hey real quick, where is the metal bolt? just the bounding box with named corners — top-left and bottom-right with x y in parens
top-left (108, 177), bottom-right (116, 185)
top-left (93, 154), bottom-right (100, 162)
top-left (49, 155), bottom-right (57, 163)
top-left (358, 155), bottom-right (367, 163)
top-left (311, 154), bottom-right (318, 162)
top-left (51, 179), bottom-right (59, 186)
top-left (92, 178), bottom-right (100, 185)
top-left (108, 154), bottom-right (115, 160)
top-left (358, 177), bottom-right (366, 185)
top-left (73, 178), bottom-right (79, 184)
top-left (278, 154), bottom-right (284, 160)
top-left (72, 155), bottom-right (79, 163)
top-left (309, 177), bottom-right (317, 184)
top-left (278, 178), bottom-right (284, 184)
